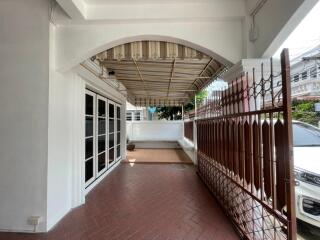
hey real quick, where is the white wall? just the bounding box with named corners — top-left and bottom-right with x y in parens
top-left (47, 69), bottom-right (82, 230)
top-left (48, 24), bottom-right (87, 229)
top-left (0, 9), bottom-right (128, 231)
top-left (47, 69), bottom-right (88, 230)
top-left (0, 0), bottom-right (50, 232)
top-left (47, 68), bottom-right (127, 231)
top-left (245, 0), bottom-right (318, 58)
top-left (47, 24), bottom-right (127, 231)
top-left (127, 121), bottom-right (183, 141)
top-left (55, 21), bottom-right (243, 71)
top-left (53, 0), bottom-right (314, 72)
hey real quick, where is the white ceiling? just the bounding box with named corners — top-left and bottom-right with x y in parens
top-left (56, 0), bottom-right (247, 24)
top-left (84, 0), bottom-right (214, 5)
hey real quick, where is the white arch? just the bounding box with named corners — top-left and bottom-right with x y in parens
top-left (54, 21), bottom-right (244, 72)
top-left (82, 35), bottom-right (233, 64)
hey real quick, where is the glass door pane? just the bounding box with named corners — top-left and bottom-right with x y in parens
top-left (85, 91), bottom-right (122, 188)
top-left (116, 105), bottom-right (121, 161)
top-left (96, 96), bottom-right (107, 175)
top-left (108, 102), bottom-right (116, 166)
top-left (85, 91), bottom-right (96, 186)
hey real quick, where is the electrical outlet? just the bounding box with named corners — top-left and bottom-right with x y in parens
top-left (27, 216), bottom-right (42, 232)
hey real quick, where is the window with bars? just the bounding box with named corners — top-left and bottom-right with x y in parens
top-left (310, 67), bottom-right (317, 79)
top-left (134, 111), bottom-right (141, 121)
top-left (301, 71), bottom-right (308, 80)
top-left (126, 110), bottom-right (143, 121)
top-left (126, 112), bottom-right (132, 121)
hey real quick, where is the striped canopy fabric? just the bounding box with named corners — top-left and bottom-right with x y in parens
top-left (95, 41), bottom-right (225, 106)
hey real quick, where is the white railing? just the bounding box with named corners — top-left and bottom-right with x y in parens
top-left (126, 120), bottom-right (183, 141)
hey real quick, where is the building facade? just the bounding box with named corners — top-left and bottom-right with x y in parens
top-left (275, 46), bottom-right (320, 99)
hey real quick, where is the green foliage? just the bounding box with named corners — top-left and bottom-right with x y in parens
top-left (156, 90), bottom-right (208, 120)
top-left (156, 106), bottom-right (182, 120)
top-left (184, 90), bottom-right (208, 112)
top-left (292, 99), bottom-right (320, 126)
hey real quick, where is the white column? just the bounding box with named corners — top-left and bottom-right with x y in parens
top-left (181, 105), bottom-right (184, 140)
top-left (70, 73), bottom-right (86, 208)
top-left (193, 97), bottom-right (198, 165)
top-left (121, 101), bottom-right (127, 160)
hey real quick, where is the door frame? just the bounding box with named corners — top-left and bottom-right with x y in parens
top-left (84, 88), bottom-right (123, 192)
top-left (96, 94), bottom-right (108, 177)
top-left (84, 89), bottom-right (96, 188)
top-left (108, 99), bottom-right (117, 168)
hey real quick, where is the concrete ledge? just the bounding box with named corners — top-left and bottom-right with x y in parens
top-left (178, 138), bottom-right (195, 163)
top-left (178, 139), bottom-right (194, 150)
top-left (131, 140), bottom-right (180, 149)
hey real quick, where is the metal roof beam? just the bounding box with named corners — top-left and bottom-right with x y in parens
top-left (132, 58), bottom-right (149, 97)
top-left (167, 59), bottom-right (176, 98)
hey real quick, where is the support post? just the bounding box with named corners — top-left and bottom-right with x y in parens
top-left (182, 104), bottom-right (185, 140)
top-left (281, 48), bottom-right (297, 240)
top-left (194, 97), bottom-right (198, 165)
top-left (182, 104), bottom-right (184, 120)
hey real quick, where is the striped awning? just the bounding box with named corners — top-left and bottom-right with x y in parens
top-left (95, 41), bottom-right (225, 106)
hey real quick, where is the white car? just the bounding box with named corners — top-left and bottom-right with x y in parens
top-left (293, 121), bottom-right (320, 229)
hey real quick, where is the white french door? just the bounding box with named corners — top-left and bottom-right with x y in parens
top-left (108, 101), bottom-right (116, 166)
top-left (85, 90), bottom-right (121, 188)
top-left (85, 90), bottom-right (96, 187)
top-left (96, 95), bottom-right (108, 177)
top-left (116, 105), bottom-right (121, 161)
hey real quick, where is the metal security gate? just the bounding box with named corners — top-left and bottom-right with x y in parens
top-left (196, 49), bottom-right (296, 239)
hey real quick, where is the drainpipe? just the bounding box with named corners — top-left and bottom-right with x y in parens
top-left (249, 0), bottom-right (268, 17)
top-left (249, 0), bottom-right (269, 42)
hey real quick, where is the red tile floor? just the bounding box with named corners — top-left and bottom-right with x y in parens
top-left (0, 163), bottom-right (239, 240)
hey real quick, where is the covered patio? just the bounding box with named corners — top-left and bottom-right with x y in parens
top-left (1, 26), bottom-right (297, 240)
top-left (1, 1), bottom-right (318, 239)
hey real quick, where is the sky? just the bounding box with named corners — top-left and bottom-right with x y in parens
top-left (206, 79), bottom-right (228, 93)
top-left (274, 1), bottom-right (320, 61)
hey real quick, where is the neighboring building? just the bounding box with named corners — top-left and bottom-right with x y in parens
top-left (126, 102), bottom-right (161, 121)
top-left (126, 102), bottom-right (145, 121)
top-left (276, 46), bottom-right (320, 99)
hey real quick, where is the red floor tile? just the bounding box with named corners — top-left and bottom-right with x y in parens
top-left (0, 163), bottom-right (239, 240)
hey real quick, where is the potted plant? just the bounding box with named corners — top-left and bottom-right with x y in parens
top-left (126, 136), bottom-right (135, 151)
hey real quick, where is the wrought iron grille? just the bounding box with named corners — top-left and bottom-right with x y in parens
top-left (196, 49), bottom-right (296, 240)
top-left (184, 121), bottom-right (194, 141)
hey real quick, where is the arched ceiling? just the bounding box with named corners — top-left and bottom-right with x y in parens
top-left (93, 41), bottom-right (226, 106)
